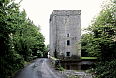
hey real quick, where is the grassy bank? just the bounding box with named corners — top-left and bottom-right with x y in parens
top-left (81, 57), bottom-right (97, 59)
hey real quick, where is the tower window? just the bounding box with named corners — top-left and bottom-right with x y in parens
top-left (67, 40), bottom-right (70, 45)
top-left (67, 34), bottom-right (69, 37)
top-left (66, 52), bottom-right (70, 57)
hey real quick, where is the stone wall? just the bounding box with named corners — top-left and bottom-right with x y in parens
top-left (57, 55), bottom-right (81, 61)
top-left (49, 56), bottom-right (59, 67)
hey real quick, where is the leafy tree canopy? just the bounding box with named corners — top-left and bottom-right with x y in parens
top-left (0, 0), bottom-right (47, 78)
top-left (79, 0), bottom-right (116, 77)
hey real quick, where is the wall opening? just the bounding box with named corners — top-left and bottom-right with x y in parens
top-left (66, 52), bottom-right (70, 57)
top-left (67, 40), bottom-right (70, 45)
top-left (67, 33), bottom-right (69, 37)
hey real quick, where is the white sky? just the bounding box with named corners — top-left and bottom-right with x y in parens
top-left (15, 0), bottom-right (106, 45)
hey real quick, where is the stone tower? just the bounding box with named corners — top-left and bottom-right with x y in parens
top-left (49, 10), bottom-right (81, 61)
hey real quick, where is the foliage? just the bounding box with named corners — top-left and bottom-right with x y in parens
top-left (58, 62), bottom-right (65, 71)
top-left (0, 0), bottom-right (46, 78)
top-left (0, 0), bottom-right (25, 78)
top-left (52, 57), bottom-right (59, 60)
top-left (93, 59), bottom-right (116, 78)
top-left (86, 0), bottom-right (116, 61)
top-left (79, 0), bottom-right (116, 77)
top-left (42, 45), bottom-right (48, 57)
top-left (47, 44), bottom-right (50, 50)
top-left (80, 33), bottom-right (95, 57)
top-left (12, 10), bottom-right (46, 59)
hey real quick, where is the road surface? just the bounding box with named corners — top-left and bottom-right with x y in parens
top-left (12, 58), bottom-right (67, 78)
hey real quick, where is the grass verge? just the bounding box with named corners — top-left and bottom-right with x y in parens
top-left (81, 57), bottom-right (97, 59)
top-left (52, 57), bottom-right (59, 60)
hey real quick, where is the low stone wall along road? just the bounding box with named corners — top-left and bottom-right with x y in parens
top-left (12, 58), bottom-right (67, 78)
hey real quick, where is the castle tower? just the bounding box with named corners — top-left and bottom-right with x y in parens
top-left (49, 10), bottom-right (81, 61)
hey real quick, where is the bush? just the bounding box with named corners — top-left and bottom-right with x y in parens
top-left (93, 59), bottom-right (116, 78)
top-left (0, 51), bottom-right (25, 78)
top-left (58, 60), bottom-right (65, 71)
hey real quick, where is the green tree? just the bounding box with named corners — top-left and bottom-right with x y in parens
top-left (13, 15), bottom-right (46, 60)
top-left (80, 33), bottom-right (95, 57)
top-left (0, 0), bottom-right (46, 77)
top-left (87, 0), bottom-right (116, 60)
top-left (47, 44), bottom-right (50, 50)
top-left (81, 0), bottom-right (116, 77)
top-left (0, 0), bottom-right (25, 77)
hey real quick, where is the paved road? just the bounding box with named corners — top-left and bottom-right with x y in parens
top-left (12, 58), bottom-right (67, 78)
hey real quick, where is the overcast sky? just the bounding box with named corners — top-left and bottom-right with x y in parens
top-left (15, 0), bottom-right (106, 45)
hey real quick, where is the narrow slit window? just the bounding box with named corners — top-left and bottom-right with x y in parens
top-left (67, 40), bottom-right (70, 45)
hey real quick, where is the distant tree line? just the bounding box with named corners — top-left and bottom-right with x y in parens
top-left (0, 0), bottom-right (47, 78)
top-left (78, 0), bottom-right (116, 77)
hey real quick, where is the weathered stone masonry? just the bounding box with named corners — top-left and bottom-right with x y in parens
top-left (49, 10), bottom-right (81, 61)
